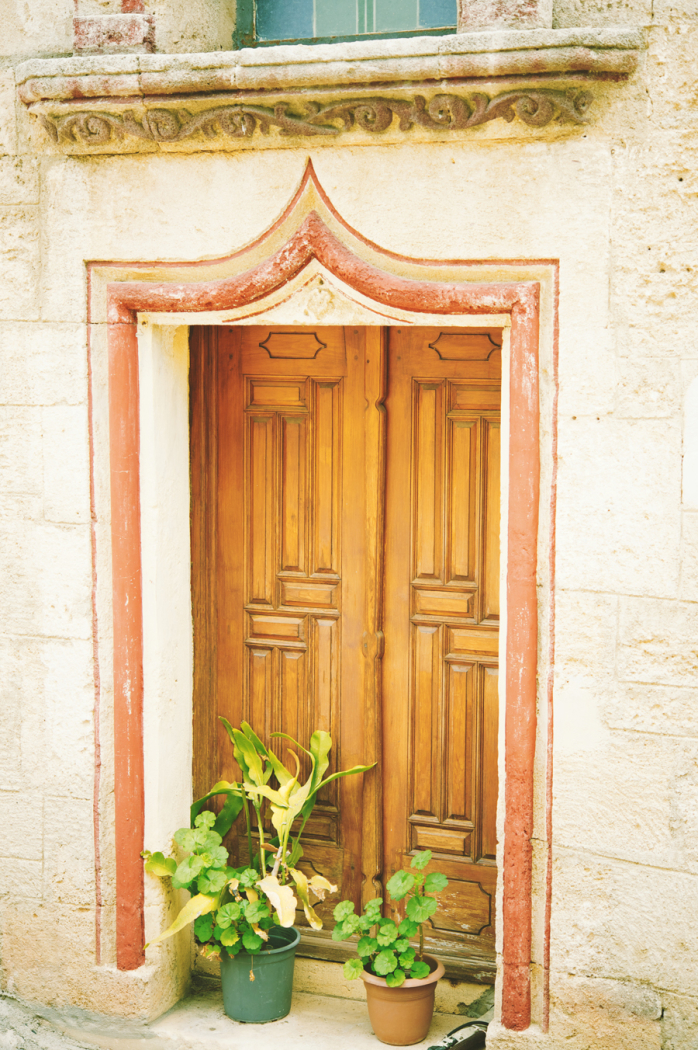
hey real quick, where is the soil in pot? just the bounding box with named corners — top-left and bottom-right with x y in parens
top-left (219, 926), bottom-right (300, 1023)
top-left (361, 954), bottom-right (445, 1046)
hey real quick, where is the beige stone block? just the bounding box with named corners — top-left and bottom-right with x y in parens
top-left (618, 322), bottom-right (698, 360)
top-left (644, 25), bottom-right (698, 131)
top-left (0, 158), bottom-right (39, 206)
top-left (554, 590), bottom-right (618, 675)
top-left (546, 974), bottom-right (662, 1050)
top-left (0, 794), bottom-right (43, 860)
top-left (0, 322), bottom-right (87, 406)
top-left (0, 71), bottom-right (18, 156)
top-left (660, 992), bottom-right (698, 1050)
top-left (42, 406), bottom-right (90, 524)
top-left (0, 857), bottom-right (43, 899)
top-left (616, 357), bottom-right (681, 418)
top-left (0, 406), bottom-right (43, 494)
top-left (153, 0), bottom-right (236, 54)
top-left (17, 636), bottom-right (94, 799)
top-left (0, 206), bottom-right (40, 322)
top-left (551, 850), bottom-right (698, 997)
top-left (554, 732), bottom-right (698, 872)
top-left (553, 0), bottom-right (651, 28)
top-left (0, 0), bottom-right (73, 57)
top-left (679, 510), bottom-right (698, 601)
top-left (43, 797), bottom-right (95, 906)
top-left (604, 680), bottom-right (698, 736)
top-left (0, 519), bottom-right (91, 638)
top-left (618, 596), bottom-right (698, 685)
top-left (557, 327), bottom-right (617, 418)
top-left (556, 417), bottom-right (682, 597)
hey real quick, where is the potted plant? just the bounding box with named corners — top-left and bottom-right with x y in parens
top-left (333, 850), bottom-right (448, 1046)
top-left (142, 721), bottom-right (374, 1023)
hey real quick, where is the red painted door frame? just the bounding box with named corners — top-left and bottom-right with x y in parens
top-left (98, 172), bottom-right (542, 1031)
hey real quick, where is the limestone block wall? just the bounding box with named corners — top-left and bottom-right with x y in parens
top-left (0, 0), bottom-right (697, 1047)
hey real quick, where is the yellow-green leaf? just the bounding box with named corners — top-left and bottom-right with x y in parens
top-left (145, 892), bottom-right (221, 949)
top-left (308, 874), bottom-right (337, 901)
top-left (259, 875), bottom-right (297, 928)
top-left (290, 868), bottom-right (323, 931)
top-left (144, 852), bottom-right (176, 878)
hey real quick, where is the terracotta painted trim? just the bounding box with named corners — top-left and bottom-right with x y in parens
top-left (101, 176), bottom-right (542, 1024)
top-left (542, 264), bottom-right (560, 1032)
top-left (109, 317), bottom-right (146, 971)
top-left (86, 276), bottom-right (104, 966)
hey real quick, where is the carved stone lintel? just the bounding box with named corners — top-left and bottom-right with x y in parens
top-left (37, 88), bottom-right (593, 148)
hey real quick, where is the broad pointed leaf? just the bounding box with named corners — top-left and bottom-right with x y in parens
top-left (145, 892), bottom-right (221, 949)
top-left (289, 867), bottom-right (323, 930)
top-left (259, 875), bottom-right (297, 928)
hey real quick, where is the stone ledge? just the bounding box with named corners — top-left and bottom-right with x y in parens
top-left (16, 27), bottom-right (644, 105)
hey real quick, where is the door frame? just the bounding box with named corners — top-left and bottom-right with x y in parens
top-left (87, 161), bottom-right (557, 1032)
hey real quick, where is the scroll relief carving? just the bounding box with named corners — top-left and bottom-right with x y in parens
top-left (38, 89), bottom-right (592, 146)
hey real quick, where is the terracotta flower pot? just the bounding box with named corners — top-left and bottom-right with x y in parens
top-left (361, 955), bottom-right (445, 1046)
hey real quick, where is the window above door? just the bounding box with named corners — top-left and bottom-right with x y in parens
top-left (235, 0), bottom-right (458, 48)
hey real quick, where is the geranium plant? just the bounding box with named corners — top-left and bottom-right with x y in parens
top-left (142, 721), bottom-right (375, 966)
top-left (332, 850), bottom-right (448, 987)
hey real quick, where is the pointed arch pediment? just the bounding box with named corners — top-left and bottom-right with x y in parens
top-left (93, 160), bottom-right (548, 1035)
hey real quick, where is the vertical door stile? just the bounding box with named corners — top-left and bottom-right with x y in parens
top-left (362, 327), bottom-right (387, 906)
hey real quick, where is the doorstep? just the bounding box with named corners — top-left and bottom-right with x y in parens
top-left (28, 962), bottom-right (491, 1050)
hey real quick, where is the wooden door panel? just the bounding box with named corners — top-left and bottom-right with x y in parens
top-left (212, 325), bottom-right (365, 922)
top-left (191, 323), bottom-right (499, 974)
top-left (383, 327), bottom-right (501, 967)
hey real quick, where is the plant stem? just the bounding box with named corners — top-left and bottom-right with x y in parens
top-left (255, 803), bottom-right (265, 873)
top-left (242, 791), bottom-right (254, 866)
top-left (419, 886), bottom-right (424, 960)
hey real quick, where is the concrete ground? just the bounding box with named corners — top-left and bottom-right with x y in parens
top-left (0, 979), bottom-right (476, 1050)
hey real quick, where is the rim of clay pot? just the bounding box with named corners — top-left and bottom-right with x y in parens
top-left (361, 954), bottom-right (445, 989)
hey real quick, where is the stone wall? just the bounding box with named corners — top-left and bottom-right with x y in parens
top-left (0, 1), bottom-right (697, 1047)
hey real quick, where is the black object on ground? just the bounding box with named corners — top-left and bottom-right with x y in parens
top-left (427, 1019), bottom-right (489, 1049)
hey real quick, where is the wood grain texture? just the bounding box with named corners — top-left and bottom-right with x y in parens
top-left (383, 326), bottom-right (501, 968)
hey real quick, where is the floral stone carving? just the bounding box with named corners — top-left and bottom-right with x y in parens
top-left (39, 89), bottom-right (593, 146)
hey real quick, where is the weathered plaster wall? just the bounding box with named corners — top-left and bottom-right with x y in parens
top-left (0, 3), bottom-right (697, 1049)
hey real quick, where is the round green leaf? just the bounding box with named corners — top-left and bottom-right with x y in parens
top-left (242, 930), bottom-right (263, 953)
top-left (357, 936), bottom-right (378, 958)
top-left (195, 811), bottom-right (217, 829)
top-left (385, 968), bottom-right (406, 988)
top-left (410, 850), bottom-right (432, 871)
top-left (194, 915), bottom-right (214, 942)
top-left (376, 922), bottom-right (398, 947)
top-left (239, 868), bottom-right (259, 887)
top-left (406, 894), bottom-right (438, 923)
top-left (244, 900), bottom-right (270, 924)
top-left (197, 868), bottom-right (228, 895)
top-left (386, 870), bottom-right (416, 901)
top-left (394, 937), bottom-right (410, 952)
top-left (410, 960), bottom-right (431, 980)
top-left (173, 855), bottom-right (205, 887)
top-left (220, 928), bottom-right (239, 947)
top-left (225, 941), bottom-right (242, 957)
top-left (424, 872), bottom-right (448, 893)
top-left (373, 949), bottom-right (398, 976)
top-left (216, 902), bottom-right (241, 928)
top-left (344, 958), bottom-right (365, 980)
top-left (333, 900), bottom-right (355, 922)
top-left (398, 918), bottom-right (419, 939)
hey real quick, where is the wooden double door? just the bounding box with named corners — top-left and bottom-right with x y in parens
top-left (190, 324), bottom-right (501, 978)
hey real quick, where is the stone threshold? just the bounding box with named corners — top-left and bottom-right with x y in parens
top-left (2, 967), bottom-right (492, 1050)
top-left (16, 27), bottom-right (644, 105)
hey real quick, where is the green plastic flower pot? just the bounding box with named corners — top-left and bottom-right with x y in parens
top-left (219, 926), bottom-right (301, 1023)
